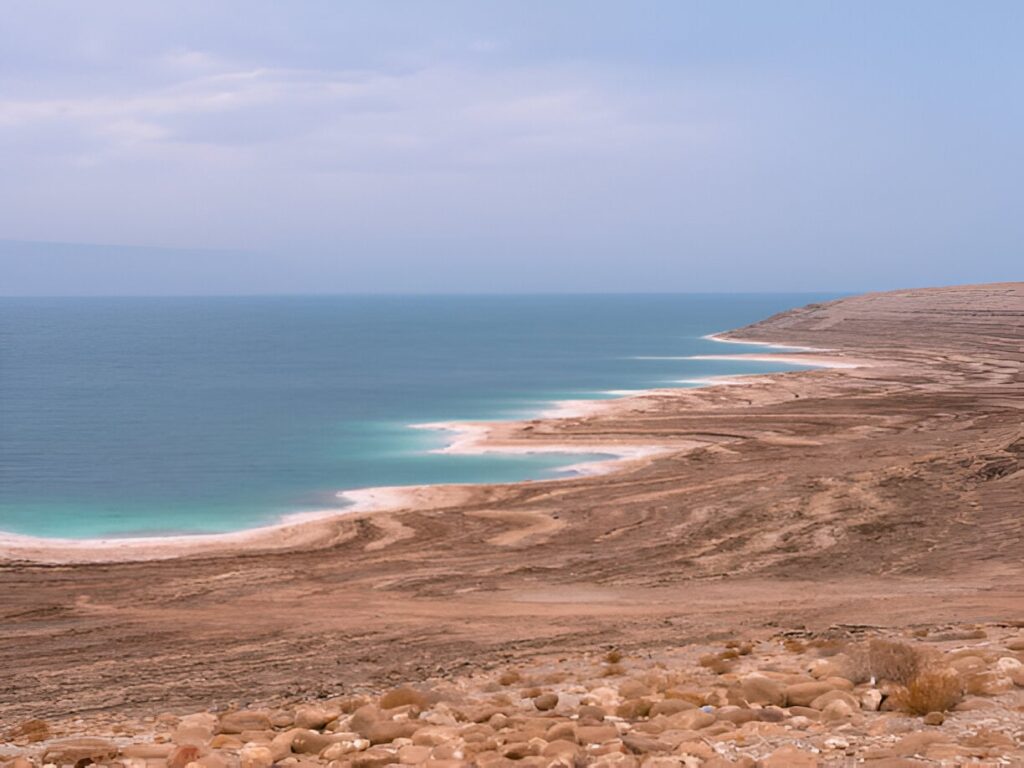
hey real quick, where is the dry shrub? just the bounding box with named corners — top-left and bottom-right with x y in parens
top-left (602, 663), bottom-right (625, 677)
top-left (846, 638), bottom-right (924, 684)
top-left (724, 640), bottom-right (752, 654)
top-left (892, 666), bottom-right (963, 715)
top-left (604, 649), bottom-right (623, 664)
top-left (783, 638), bottom-right (807, 653)
top-left (698, 653), bottom-right (735, 675)
top-left (808, 638), bottom-right (845, 657)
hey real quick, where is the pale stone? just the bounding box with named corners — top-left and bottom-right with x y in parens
top-left (397, 744), bottom-right (432, 764)
top-left (738, 674), bottom-right (785, 707)
top-left (239, 744), bottom-right (274, 768)
top-left (859, 689), bottom-right (883, 711)
top-left (922, 711), bottom-right (945, 726)
top-left (784, 681), bottom-right (837, 707)
top-left (43, 738), bottom-right (119, 765)
top-left (533, 693), bottom-right (559, 711)
top-left (759, 744), bottom-right (819, 767)
top-left (294, 705), bottom-right (338, 731)
top-left (809, 690), bottom-right (859, 711)
top-left (219, 711), bottom-right (272, 735)
top-left (820, 699), bottom-right (854, 722)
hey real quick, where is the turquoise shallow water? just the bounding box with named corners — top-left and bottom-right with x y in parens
top-left (0, 294), bottom-right (836, 539)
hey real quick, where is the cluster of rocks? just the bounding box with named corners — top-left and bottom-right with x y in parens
top-left (4, 625), bottom-right (1023, 768)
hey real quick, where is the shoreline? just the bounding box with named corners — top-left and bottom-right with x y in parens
top-left (0, 332), bottom-right (867, 564)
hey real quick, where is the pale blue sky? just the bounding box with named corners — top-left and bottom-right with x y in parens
top-left (1, 1), bottom-right (1021, 294)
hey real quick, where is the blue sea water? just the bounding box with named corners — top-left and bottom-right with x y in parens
top-left (0, 294), bottom-right (836, 539)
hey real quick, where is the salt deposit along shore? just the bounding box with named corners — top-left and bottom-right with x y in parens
top-left (2, 282), bottom-right (1023, 766)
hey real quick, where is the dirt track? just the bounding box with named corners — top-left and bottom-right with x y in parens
top-left (2, 283), bottom-right (1022, 725)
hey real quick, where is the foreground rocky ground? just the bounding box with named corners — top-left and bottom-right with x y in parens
top-left (5, 624), bottom-right (1024, 767)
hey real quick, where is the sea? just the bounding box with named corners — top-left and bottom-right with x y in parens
top-left (0, 294), bottom-right (836, 539)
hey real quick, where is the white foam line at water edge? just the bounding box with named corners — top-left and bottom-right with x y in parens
top-left (702, 332), bottom-right (826, 352)
top-left (409, 419), bottom-right (668, 460)
top-left (687, 354), bottom-right (863, 369)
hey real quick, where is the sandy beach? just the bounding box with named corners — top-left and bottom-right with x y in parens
top-left (2, 283), bottom-right (1023, 763)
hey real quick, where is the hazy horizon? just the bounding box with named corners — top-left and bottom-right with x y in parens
top-left (2, 2), bottom-right (1022, 295)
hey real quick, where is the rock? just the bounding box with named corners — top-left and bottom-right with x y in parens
top-left (174, 723), bottom-right (214, 747)
top-left (807, 658), bottom-right (841, 679)
top-left (889, 732), bottom-right (951, 756)
top-left (431, 741), bottom-right (467, 761)
top-left (649, 699), bottom-right (694, 717)
top-left (293, 729), bottom-right (343, 755)
top-left (294, 705), bottom-right (337, 730)
top-left (786, 706), bottom-right (820, 720)
top-left (542, 739), bottom-right (580, 759)
top-left (621, 734), bottom-right (671, 754)
top-left (321, 739), bottom-right (370, 760)
top-left (9, 758), bottom-right (33, 768)
top-left (591, 755), bottom-right (638, 768)
top-left (739, 674), bottom-right (785, 707)
top-left (706, 759), bottom-right (756, 768)
top-left (715, 706), bottom-right (758, 725)
top-left (966, 671), bottom-right (1014, 695)
top-left (168, 745), bottom-right (203, 768)
top-left (922, 711), bottom-right (945, 726)
top-left (953, 696), bottom-right (997, 711)
top-left (350, 747), bottom-right (399, 768)
top-left (757, 706), bottom-right (786, 723)
top-left (43, 738), bottom-right (119, 765)
top-left (1010, 667), bottom-right (1024, 687)
top-left (949, 655), bottom-right (987, 674)
top-left (784, 681), bottom-right (837, 707)
top-left (674, 741), bottom-right (715, 761)
top-left (546, 721), bottom-right (576, 742)
top-left (6, 719), bottom-right (50, 743)
top-left (412, 726), bottom-right (460, 747)
top-left (533, 693), bottom-right (559, 711)
top-left (820, 699), bottom-right (854, 722)
top-left (397, 744), bottom-right (432, 764)
top-left (268, 729), bottom-right (299, 761)
top-left (665, 710), bottom-right (715, 731)
top-left (368, 720), bottom-right (422, 745)
top-left (192, 754), bottom-right (229, 768)
top-left (585, 686), bottom-right (622, 708)
top-left (860, 688), bottom-right (883, 711)
top-left (121, 744), bottom-right (176, 759)
top-left (210, 734), bottom-right (243, 749)
top-left (181, 713), bottom-right (218, 730)
top-left (759, 745), bottom-right (818, 767)
top-left (809, 690), bottom-right (859, 711)
top-left (380, 686), bottom-right (429, 711)
top-left (575, 724), bottom-right (621, 745)
top-left (616, 698), bottom-right (653, 719)
top-left (1005, 636), bottom-right (1024, 651)
top-left (239, 744), bottom-right (274, 768)
top-left (501, 742), bottom-right (540, 760)
top-left (219, 711), bottom-right (272, 734)
top-left (995, 656), bottom-right (1023, 674)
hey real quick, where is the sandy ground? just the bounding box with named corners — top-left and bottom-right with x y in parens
top-left (1, 282), bottom-right (1022, 725)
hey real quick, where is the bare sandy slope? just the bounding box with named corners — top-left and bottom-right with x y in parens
top-left (1, 282), bottom-right (1022, 723)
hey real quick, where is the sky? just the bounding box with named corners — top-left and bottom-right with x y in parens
top-left (1, 1), bottom-right (1022, 295)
